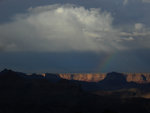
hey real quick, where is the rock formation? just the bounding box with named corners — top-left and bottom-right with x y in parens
top-left (58, 73), bottom-right (150, 84)
top-left (59, 73), bottom-right (106, 82)
top-left (125, 73), bottom-right (150, 83)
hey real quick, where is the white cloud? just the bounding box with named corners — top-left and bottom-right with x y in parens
top-left (119, 31), bottom-right (150, 37)
top-left (1, 4), bottom-right (150, 53)
top-left (119, 23), bottom-right (150, 37)
top-left (0, 4), bottom-right (125, 52)
top-left (119, 23), bottom-right (150, 49)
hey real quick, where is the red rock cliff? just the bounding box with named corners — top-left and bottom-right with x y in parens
top-left (125, 73), bottom-right (150, 83)
top-left (59, 73), bottom-right (106, 82)
top-left (58, 73), bottom-right (150, 83)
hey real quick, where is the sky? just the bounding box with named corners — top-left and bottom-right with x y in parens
top-left (0, 0), bottom-right (150, 73)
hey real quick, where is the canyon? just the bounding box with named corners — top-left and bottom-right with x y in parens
top-left (58, 73), bottom-right (150, 83)
top-left (1, 69), bottom-right (150, 113)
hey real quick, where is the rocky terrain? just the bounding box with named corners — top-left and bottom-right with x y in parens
top-left (58, 73), bottom-right (150, 83)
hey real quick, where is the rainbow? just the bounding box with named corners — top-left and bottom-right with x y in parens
top-left (96, 52), bottom-right (117, 72)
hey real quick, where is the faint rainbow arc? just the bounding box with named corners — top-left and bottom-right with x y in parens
top-left (96, 52), bottom-right (118, 72)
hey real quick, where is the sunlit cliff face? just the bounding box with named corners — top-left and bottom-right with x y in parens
top-left (58, 73), bottom-right (150, 83)
top-left (59, 73), bottom-right (106, 82)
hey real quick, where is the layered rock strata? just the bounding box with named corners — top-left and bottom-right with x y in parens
top-left (58, 73), bottom-right (150, 83)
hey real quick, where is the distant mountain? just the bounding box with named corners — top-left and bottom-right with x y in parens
top-left (58, 72), bottom-right (150, 83)
top-left (1, 69), bottom-right (150, 91)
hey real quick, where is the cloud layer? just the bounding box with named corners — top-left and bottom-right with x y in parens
top-left (142, 0), bottom-right (150, 3)
top-left (0, 4), bottom-right (150, 53)
top-left (0, 4), bottom-right (125, 52)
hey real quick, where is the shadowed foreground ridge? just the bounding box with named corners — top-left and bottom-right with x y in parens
top-left (0, 69), bottom-right (150, 113)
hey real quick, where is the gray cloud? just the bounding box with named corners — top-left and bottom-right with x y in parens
top-left (123, 0), bottom-right (128, 5)
top-left (0, 4), bottom-right (150, 53)
top-left (118, 23), bottom-right (150, 49)
top-left (120, 32), bottom-right (150, 37)
top-left (142, 0), bottom-right (150, 3)
top-left (0, 4), bottom-right (125, 52)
